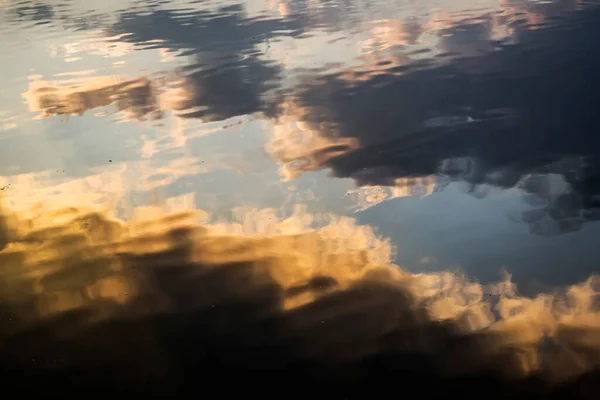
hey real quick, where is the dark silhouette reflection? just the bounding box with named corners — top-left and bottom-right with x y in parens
top-left (511, 158), bottom-right (600, 236)
top-left (14, 3), bottom-right (301, 124)
top-left (3, 1), bottom-right (110, 31)
top-left (106, 4), bottom-right (303, 121)
top-left (11, 3), bottom-right (54, 24)
top-left (268, 1), bottom-right (600, 235)
top-left (163, 57), bottom-right (280, 121)
top-left (1, 200), bottom-right (600, 398)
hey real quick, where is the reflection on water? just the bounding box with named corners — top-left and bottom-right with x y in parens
top-left (1, 0), bottom-right (600, 396)
top-left (25, 75), bottom-right (162, 121)
top-left (1, 198), bottom-right (600, 397)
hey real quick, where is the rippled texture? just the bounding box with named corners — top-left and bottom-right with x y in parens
top-left (1, 0), bottom-right (600, 397)
top-left (1, 198), bottom-right (600, 397)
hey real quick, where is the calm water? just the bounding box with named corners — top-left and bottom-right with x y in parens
top-left (2, 0), bottom-right (599, 288)
top-left (1, 0), bottom-right (600, 396)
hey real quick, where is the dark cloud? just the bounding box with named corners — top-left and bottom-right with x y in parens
top-left (11, 3), bottom-right (55, 24)
top-left (106, 4), bottom-right (305, 121)
top-left (109, 4), bottom-right (304, 53)
top-left (0, 201), bottom-right (599, 398)
top-left (270, 2), bottom-right (600, 235)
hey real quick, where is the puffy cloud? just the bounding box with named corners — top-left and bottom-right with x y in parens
top-left (0, 197), bottom-right (599, 397)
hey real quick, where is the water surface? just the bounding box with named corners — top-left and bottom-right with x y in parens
top-left (1, 1), bottom-right (600, 395)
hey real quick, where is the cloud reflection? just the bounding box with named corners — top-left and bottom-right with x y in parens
top-left (266, 1), bottom-right (600, 235)
top-left (1, 196), bottom-right (600, 396)
top-left (24, 75), bottom-right (162, 121)
top-left (106, 3), bottom-right (300, 121)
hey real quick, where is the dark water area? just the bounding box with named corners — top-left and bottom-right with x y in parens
top-left (1, 0), bottom-right (600, 397)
